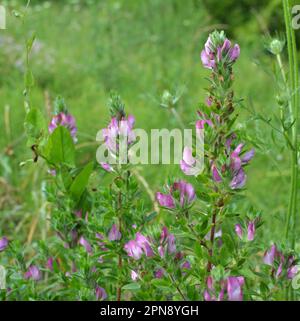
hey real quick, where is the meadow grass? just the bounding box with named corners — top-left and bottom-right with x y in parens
top-left (0, 0), bottom-right (295, 246)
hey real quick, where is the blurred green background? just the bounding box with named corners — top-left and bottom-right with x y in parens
top-left (0, 0), bottom-right (296, 246)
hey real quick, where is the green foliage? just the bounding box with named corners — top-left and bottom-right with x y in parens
top-left (43, 126), bottom-right (75, 167)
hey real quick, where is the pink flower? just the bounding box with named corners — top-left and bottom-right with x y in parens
top-left (229, 143), bottom-right (255, 190)
top-left (49, 112), bottom-right (77, 143)
top-left (79, 236), bottom-right (92, 254)
top-left (95, 286), bottom-right (107, 300)
top-left (131, 270), bottom-right (139, 281)
top-left (200, 33), bottom-right (240, 70)
top-left (211, 162), bottom-right (222, 183)
top-left (155, 268), bottom-right (165, 279)
top-left (235, 224), bottom-right (243, 239)
top-left (102, 115), bottom-right (136, 153)
top-left (135, 233), bottom-right (154, 257)
top-left (288, 265), bottom-right (298, 279)
top-left (263, 244), bottom-right (277, 266)
top-left (156, 180), bottom-right (195, 209)
top-left (25, 265), bottom-right (42, 281)
top-left (108, 224), bottom-right (121, 241)
top-left (124, 240), bottom-right (143, 260)
top-left (247, 221), bottom-right (255, 241)
top-left (234, 221), bottom-right (255, 241)
top-left (155, 192), bottom-right (175, 209)
top-left (227, 276), bottom-right (244, 301)
top-left (173, 180), bottom-right (196, 207)
top-left (100, 162), bottom-right (113, 172)
top-left (181, 261), bottom-right (191, 270)
top-left (0, 237), bottom-right (9, 252)
top-left (158, 227), bottom-right (176, 257)
top-left (46, 257), bottom-right (59, 271)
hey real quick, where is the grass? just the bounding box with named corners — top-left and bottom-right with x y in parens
top-left (0, 0), bottom-right (296, 246)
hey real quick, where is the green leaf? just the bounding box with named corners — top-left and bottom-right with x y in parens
top-left (122, 283), bottom-right (141, 291)
top-left (43, 126), bottom-right (75, 167)
top-left (144, 211), bottom-right (157, 222)
top-left (70, 162), bottom-right (94, 199)
top-left (26, 33), bottom-right (36, 53)
top-left (24, 108), bottom-right (47, 146)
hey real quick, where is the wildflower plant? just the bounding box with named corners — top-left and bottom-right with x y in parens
top-left (0, 1), bottom-right (299, 302)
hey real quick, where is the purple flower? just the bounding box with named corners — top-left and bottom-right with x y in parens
top-left (288, 265), bottom-right (298, 279)
top-left (173, 180), bottom-right (196, 207)
top-left (135, 233), bottom-right (154, 257)
top-left (155, 268), bottom-right (165, 279)
top-left (234, 221), bottom-right (255, 241)
top-left (229, 144), bottom-right (254, 190)
top-left (24, 265), bottom-right (42, 281)
top-left (159, 227), bottom-right (177, 257)
top-left (227, 276), bottom-right (244, 301)
top-left (205, 97), bottom-right (213, 107)
top-left (79, 236), bottom-right (92, 254)
top-left (108, 224), bottom-right (121, 241)
top-left (156, 180), bottom-right (195, 209)
top-left (46, 257), bottom-right (55, 271)
top-left (0, 237), bottom-right (9, 252)
top-left (49, 112), bottom-right (77, 143)
top-left (242, 149), bottom-right (255, 164)
top-left (201, 34), bottom-right (240, 70)
top-left (203, 276), bottom-right (226, 301)
top-left (211, 163), bottom-right (222, 183)
top-left (204, 289), bottom-right (213, 301)
top-left (229, 44), bottom-right (241, 62)
top-left (100, 162), bottom-right (113, 172)
top-left (230, 168), bottom-right (246, 189)
top-left (235, 224), bottom-right (243, 239)
top-left (95, 286), bottom-right (107, 301)
top-left (102, 115), bottom-right (136, 153)
top-left (247, 221), bottom-right (255, 241)
top-left (156, 192), bottom-right (175, 209)
top-left (131, 270), bottom-right (139, 281)
top-left (181, 261), bottom-right (191, 270)
top-left (263, 244), bottom-right (277, 266)
top-left (180, 147), bottom-right (196, 175)
top-left (124, 240), bottom-right (143, 260)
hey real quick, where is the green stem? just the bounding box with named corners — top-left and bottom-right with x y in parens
top-left (283, 0), bottom-right (299, 250)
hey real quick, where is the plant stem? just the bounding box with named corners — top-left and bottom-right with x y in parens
top-left (117, 190), bottom-right (122, 301)
top-left (283, 0), bottom-right (299, 250)
top-left (171, 108), bottom-right (185, 130)
top-left (207, 208), bottom-right (217, 272)
top-left (168, 272), bottom-right (187, 301)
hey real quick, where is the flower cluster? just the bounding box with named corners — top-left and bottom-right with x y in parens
top-left (156, 180), bottom-right (195, 210)
top-left (263, 245), bottom-right (298, 279)
top-left (124, 233), bottom-right (154, 260)
top-left (49, 112), bottom-right (77, 143)
top-left (235, 220), bottom-right (256, 241)
top-left (204, 276), bottom-right (245, 301)
top-left (100, 114), bottom-right (136, 172)
top-left (201, 30), bottom-right (240, 70)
